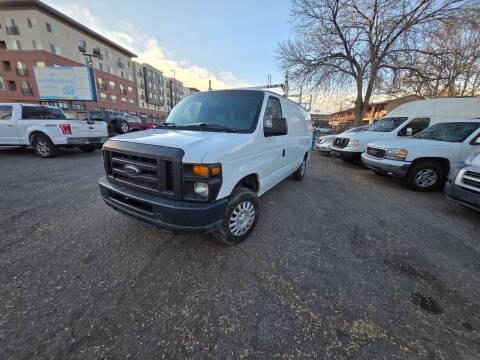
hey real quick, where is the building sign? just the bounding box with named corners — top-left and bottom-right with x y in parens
top-left (33, 66), bottom-right (95, 101)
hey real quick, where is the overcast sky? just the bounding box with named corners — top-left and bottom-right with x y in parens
top-left (44, 0), bottom-right (292, 92)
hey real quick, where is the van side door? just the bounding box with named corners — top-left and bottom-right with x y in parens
top-left (0, 105), bottom-right (19, 144)
top-left (261, 96), bottom-right (288, 189)
top-left (398, 117), bottom-right (430, 136)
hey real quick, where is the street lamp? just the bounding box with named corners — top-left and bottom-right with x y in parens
top-left (79, 46), bottom-right (102, 110)
top-left (170, 69), bottom-right (175, 107)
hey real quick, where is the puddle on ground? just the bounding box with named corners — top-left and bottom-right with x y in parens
top-left (411, 292), bottom-right (442, 314)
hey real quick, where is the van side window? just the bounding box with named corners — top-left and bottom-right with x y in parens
top-left (399, 118), bottom-right (430, 136)
top-left (0, 105), bottom-right (13, 120)
top-left (77, 112), bottom-right (88, 120)
top-left (90, 111), bottom-right (105, 121)
top-left (263, 97), bottom-right (282, 128)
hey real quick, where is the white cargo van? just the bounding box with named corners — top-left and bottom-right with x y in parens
top-left (331, 98), bottom-right (480, 161)
top-left (99, 90), bottom-right (311, 245)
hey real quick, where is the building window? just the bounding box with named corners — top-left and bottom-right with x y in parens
top-left (0, 41), bottom-right (6, 50)
top-left (16, 61), bottom-right (28, 76)
top-left (49, 44), bottom-right (61, 55)
top-left (6, 18), bottom-right (20, 35)
top-left (32, 40), bottom-right (42, 50)
top-left (7, 81), bottom-right (16, 91)
top-left (81, 57), bottom-right (88, 65)
top-left (71, 104), bottom-right (85, 110)
top-left (1, 61), bottom-right (11, 71)
top-left (10, 40), bottom-right (21, 50)
top-left (0, 76), bottom-right (5, 90)
top-left (121, 97), bottom-right (126, 104)
top-left (45, 22), bottom-right (57, 34)
top-left (36, 61), bottom-right (46, 68)
top-left (127, 86), bottom-right (133, 94)
top-left (100, 93), bottom-right (107, 102)
top-left (106, 51), bottom-right (112, 59)
top-left (27, 18), bottom-right (37, 28)
top-left (79, 39), bottom-right (86, 48)
top-left (129, 98), bottom-right (134, 105)
top-left (21, 81), bottom-right (33, 96)
top-left (111, 94), bottom-right (116, 103)
top-left (96, 62), bottom-right (103, 71)
top-left (107, 65), bottom-right (113, 74)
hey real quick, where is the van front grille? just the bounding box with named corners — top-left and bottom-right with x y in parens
top-left (333, 137), bottom-right (349, 149)
top-left (460, 170), bottom-right (480, 193)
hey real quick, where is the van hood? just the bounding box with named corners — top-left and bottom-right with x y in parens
top-left (367, 138), bottom-right (454, 150)
top-left (339, 130), bottom-right (392, 141)
top-left (109, 129), bottom-right (249, 163)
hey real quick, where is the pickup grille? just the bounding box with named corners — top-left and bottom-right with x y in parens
top-left (103, 142), bottom-right (184, 199)
top-left (366, 146), bottom-right (386, 159)
top-left (460, 170), bottom-right (480, 193)
top-left (333, 137), bottom-right (349, 149)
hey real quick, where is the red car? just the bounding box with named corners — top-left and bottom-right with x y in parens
top-left (126, 115), bottom-right (152, 131)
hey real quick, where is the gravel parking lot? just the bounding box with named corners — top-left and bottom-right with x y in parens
top-left (1, 147), bottom-right (479, 359)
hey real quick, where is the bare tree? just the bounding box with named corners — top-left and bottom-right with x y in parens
top-left (277, 0), bottom-right (465, 125)
top-left (383, 6), bottom-right (480, 98)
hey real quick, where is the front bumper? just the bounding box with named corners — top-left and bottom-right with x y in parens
top-left (361, 153), bottom-right (411, 177)
top-left (99, 176), bottom-right (228, 233)
top-left (67, 136), bottom-right (109, 145)
top-left (445, 167), bottom-right (480, 212)
top-left (331, 147), bottom-right (362, 161)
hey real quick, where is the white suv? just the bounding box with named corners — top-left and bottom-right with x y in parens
top-left (99, 90), bottom-right (311, 245)
top-left (361, 121), bottom-right (480, 191)
top-left (0, 103), bottom-right (108, 157)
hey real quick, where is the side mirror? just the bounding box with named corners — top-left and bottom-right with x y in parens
top-left (264, 117), bottom-right (288, 137)
top-left (406, 127), bottom-right (413, 136)
top-left (474, 137), bottom-right (480, 145)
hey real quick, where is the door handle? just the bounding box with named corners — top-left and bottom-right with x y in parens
top-left (7, 124), bottom-right (14, 127)
top-left (282, 149), bottom-right (285, 157)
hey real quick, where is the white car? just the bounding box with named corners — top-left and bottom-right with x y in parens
top-left (99, 89), bottom-right (311, 244)
top-left (331, 97), bottom-right (480, 162)
top-left (316, 125), bottom-right (370, 152)
top-left (445, 152), bottom-right (480, 211)
top-left (361, 121), bottom-right (480, 191)
top-left (0, 103), bottom-right (108, 157)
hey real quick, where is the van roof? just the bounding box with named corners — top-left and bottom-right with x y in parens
top-left (0, 103), bottom-right (58, 109)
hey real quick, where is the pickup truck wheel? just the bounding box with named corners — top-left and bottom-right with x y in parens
top-left (79, 145), bottom-right (97, 152)
top-left (406, 161), bottom-right (446, 192)
top-left (213, 187), bottom-right (259, 245)
top-left (33, 135), bottom-right (57, 158)
top-left (293, 158), bottom-right (306, 181)
top-left (117, 121), bottom-right (129, 134)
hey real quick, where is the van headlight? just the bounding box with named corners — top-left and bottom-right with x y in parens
top-left (194, 182), bottom-right (209, 197)
top-left (347, 140), bottom-right (360, 148)
top-left (385, 149), bottom-right (408, 161)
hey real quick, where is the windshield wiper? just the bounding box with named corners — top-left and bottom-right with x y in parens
top-left (187, 123), bottom-right (240, 132)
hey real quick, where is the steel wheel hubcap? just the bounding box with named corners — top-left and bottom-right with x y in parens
top-left (122, 123), bottom-right (128, 132)
top-left (229, 201), bottom-right (255, 236)
top-left (415, 168), bottom-right (437, 188)
top-left (36, 140), bottom-right (49, 156)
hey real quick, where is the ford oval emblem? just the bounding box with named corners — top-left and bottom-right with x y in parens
top-left (124, 164), bottom-right (141, 176)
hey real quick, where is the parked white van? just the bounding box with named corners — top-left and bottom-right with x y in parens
top-left (99, 90), bottom-right (311, 244)
top-left (362, 121), bottom-right (480, 191)
top-left (331, 98), bottom-right (480, 162)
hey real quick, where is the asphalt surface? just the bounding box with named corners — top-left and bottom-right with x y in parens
top-left (1, 147), bottom-right (479, 359)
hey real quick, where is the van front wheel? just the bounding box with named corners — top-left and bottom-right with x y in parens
top-left (293, 158), bottom-right (307, 181)
top-left (213, 187), bottom-right (259, 245)
top-left (405, 161), bottom-right (446, 192)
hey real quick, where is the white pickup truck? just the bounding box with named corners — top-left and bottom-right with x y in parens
top-left (361, 121), bottom-right (480, 191)
top-left (0, 103), bottom-right (108, 157)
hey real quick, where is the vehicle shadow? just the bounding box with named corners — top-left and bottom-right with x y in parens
top-left (0, 146), bottom-right (102, 159)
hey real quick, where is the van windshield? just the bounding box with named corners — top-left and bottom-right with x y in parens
top-left (163, 90), bottom-right (264, 133)
top-left (414, 122), bottom-right (480, 142)
top-left (369, 117), bottom-right (408, 132)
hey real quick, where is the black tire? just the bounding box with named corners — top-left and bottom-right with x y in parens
top-left (405, 161), bottom-right (446, 192)
top-left (32, 135), bottom-right (57, 158)
top-left (213, 187), bottom-right (259, 245)
top-left (117, 120), bottom-right (129, 134)
top-left (293, 157), bottom-right (307, 181)
top-left (79, 145), bottom-right (97, 153)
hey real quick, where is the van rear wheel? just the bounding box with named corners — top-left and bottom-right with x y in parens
top-left (213, 187), bottom-right (259, 245)
top-left (293, 158), bottom-right (307, 181)
top-left (33, 135), bottom-right (57, 158)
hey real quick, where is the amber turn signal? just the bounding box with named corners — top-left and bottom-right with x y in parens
top-left (193, 165), bottom-right (210, 177)
top-left (211, 166), bottom-right (221, 176)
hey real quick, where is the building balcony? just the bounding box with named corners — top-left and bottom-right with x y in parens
top-left (98, 83), bottom-right (107, 90)
top-left (22, 87), bottom-right (33, 96)
top-left (6, 25), bottom-right (20, 35)
top-left (16, 68), bottom-right (29, 76)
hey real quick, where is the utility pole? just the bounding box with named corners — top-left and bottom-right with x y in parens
top-left (208, 80), bottom-right (212, 91)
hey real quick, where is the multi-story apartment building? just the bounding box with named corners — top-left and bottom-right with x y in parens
top-left (133, 62), bottom-right (168, 123)
top-left (0, 0), bottom-right (138, 112)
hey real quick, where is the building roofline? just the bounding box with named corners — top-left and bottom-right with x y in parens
top-left (1, 0), bottom-right (137, 58)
